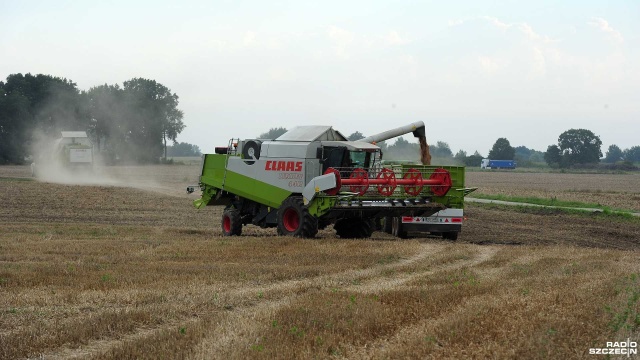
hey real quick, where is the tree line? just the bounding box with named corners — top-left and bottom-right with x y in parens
top-left (544, 129), bottom-right (640, 168)
top-left (258, 127), bottom-right (639, 169)
top-left (0, 73), bottom-right (185, 164)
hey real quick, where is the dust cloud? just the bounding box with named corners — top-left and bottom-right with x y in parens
top-left (28, 130), bottom-right (187, 198)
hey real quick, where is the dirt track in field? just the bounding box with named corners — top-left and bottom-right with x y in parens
top-left (1, 165), bottom-right (639, 359)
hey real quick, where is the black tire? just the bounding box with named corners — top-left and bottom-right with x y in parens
top-left (222, 207), bottom-right (242, 236)
top-left (391, 217), bottom-right (408, 239)
top-left (382, 216), bottom-right (393, 234)
top-left (334, 218), bottom-right (374, 239)
top-left (442, 231), bottom-right (459, 241)
top-left (242, 140), bottom-right (261, 165)
top-left (317, 218), bottom-right (331, 230)
top-left (277, 197), bottom-right (318, 238)
top-left (373, 217), bottom-right (383, 231)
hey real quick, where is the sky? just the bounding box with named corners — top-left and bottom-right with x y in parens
top-left (1, 0), bottom-right (638, 156)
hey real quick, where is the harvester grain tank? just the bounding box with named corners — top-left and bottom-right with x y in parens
top-left (189, 121), bottom-right (470, 238)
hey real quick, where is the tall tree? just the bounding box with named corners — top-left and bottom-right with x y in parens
top-left (392, 137), bottom-right (410, 149)
top-left (454, 149), bottom-right (467, 162)
top-left (544, 145), bottom-right (562, 167)
top-left (86, 84), bottom-right (125, 155)
top-left (382, 137), bottom-right (421, 161)
top-left (488, 138), bottom-right (515, 160)
top-left (0, 83), bottom-right (31, 163)
top-left (122, 78), bottom-right (184, 163)
top-left (514, 146), bottom-right (531, 159)
top-left (167, 142), bottom-right (202, 157)
top-left (431, 141), bottom-right (453, 158)
top-left (557, 129), bottom-right (602, 165)
top-left (463, 151), bottom-right (483, 167)
top-left (258, 127), bottom-right (287, 139)
top-left (604, 144), bottom-right (624, 163)
top-left (623, 146), bottom-right (640, 162)
top-left (347, 131), bottom-right (365, 141)
top-left (35, 76), bottom-right (86, 134)
top-left (162, 107), bottom-right (185, 160)
top-left (514, 146), bottom-right (545, 166)
top-left (0, 73), bottom-right (86, 164)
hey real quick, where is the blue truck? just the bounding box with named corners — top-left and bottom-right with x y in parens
top-left (480, 159), bottom-right (516, 169)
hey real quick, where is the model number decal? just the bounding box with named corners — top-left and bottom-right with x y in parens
top-left (265, 160), bottom-right (303, 172)
top-left (278, 173), bottom-right (303, 180)
top-left (402, 217), bottom-right (462, 224)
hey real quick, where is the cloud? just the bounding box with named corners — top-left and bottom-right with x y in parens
top-left (382, 31), bottom-right (410, 46)
top-left (480, 16), bottom-right (511, 31)
top-left (517, 23), bottom-right (541, 41)
top-left (450, 16), bottom-right (555, 43)
top-left (588, 17), bottom-right (624, 43)
top-left (327, 25), bottom-right (355, 59)
top-left (242, 31), bottom-right (256, 46)
top-left (529, 46), bottom-right (546, 79)
top-left (477, 56), bottom-right (503, 74)
top-left (401, 54), bottom-right (416, 65)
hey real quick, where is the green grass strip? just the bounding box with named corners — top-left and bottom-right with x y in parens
top-left (0, 177), bottom-right (34, 182)
top-left (471, 193), bottom-right (610, 210)
top-left (469, 202), bottom-right (639, 222)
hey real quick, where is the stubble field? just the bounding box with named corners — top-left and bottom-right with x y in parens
top-left (1, 165), bottom-right (639, 359)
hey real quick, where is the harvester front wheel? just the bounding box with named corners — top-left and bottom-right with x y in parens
top-left (222, 208), bottom-right (242, 236)
top-left (334, 218), bottom-right (374, 239)
top-left (277, 197), bottom-right (318, 238)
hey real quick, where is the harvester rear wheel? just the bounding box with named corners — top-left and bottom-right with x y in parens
top-left (391, 217), bottom-right (408, 239)
top-left (334, 218), bottom-right (374, 239)
top-left (222, 208), bottom-right (242, 236)
top-left (442, 231), bottom-right (459, 241)
top-left (382, 216), bottom-right (393, 234)
top-left (277, 197), bottom-right (318, 238)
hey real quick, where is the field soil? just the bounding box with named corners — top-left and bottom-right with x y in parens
top-left (1, 165), bottom-right (639, 359)
top-left (467, 171), bottom-right (640, 212)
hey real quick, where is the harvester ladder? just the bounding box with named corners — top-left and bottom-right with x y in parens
top-left (221, 138), bottom-right (239, 189)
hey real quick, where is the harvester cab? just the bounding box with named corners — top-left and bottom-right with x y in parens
top-left (190, 121), bottom-right (468, 239)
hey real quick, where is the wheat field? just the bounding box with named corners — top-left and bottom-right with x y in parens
top-left (1, 165), bottom-right (639, 359)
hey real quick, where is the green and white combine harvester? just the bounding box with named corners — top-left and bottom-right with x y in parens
top-left (31, 131), bottom-right (94, 177)
top-left (188, 121), bottom-right (475, 239)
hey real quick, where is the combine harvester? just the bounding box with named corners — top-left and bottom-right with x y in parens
top-left (31, 131), bottom-right (94, 177)
top-left (188, 121), bottom-right (473, 238)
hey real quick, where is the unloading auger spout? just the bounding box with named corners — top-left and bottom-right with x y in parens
top-left (358, 121), bottom-right (426, 144)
